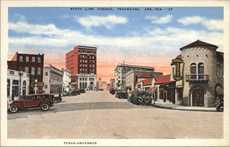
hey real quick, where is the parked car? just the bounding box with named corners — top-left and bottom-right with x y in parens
top-left (79, 89), bottom-right (86, 93)
top-left (71, 89), bottom-right (81, 96)
top-left (54, 94), bottom-right (62, 103)
top-left (115, 89), bottom-right (128, 99)
top-left (8, 94), bottom-right (54, 113)
top-left (216, 96), bottom-right (224, 112)
top-left (109, 88), bottom-right (115, 95)
top-left (128, 90), bottom-right (152, 105)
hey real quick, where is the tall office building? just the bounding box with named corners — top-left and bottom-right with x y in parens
top-left (66, 45), bottom-right (97, 90)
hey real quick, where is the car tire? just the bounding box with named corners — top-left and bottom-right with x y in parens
top-left (40, 103), bottom-right (50, 111)
top-left (9, 105), bottom-right (18, 113)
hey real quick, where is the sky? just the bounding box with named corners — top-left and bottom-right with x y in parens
top-left (8, 7), bottom-right (224, 81)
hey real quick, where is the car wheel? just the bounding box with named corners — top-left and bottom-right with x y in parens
top-left (9, 105), bottom-right (18, 113)
top-left (40, 103), bottom-right (49, 111)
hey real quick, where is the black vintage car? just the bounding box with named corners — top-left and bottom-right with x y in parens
top-left (115, 89), bottom-right (128, 99)
top-left (128, 90), bottom-right (152, 105)
top-left (71, 89), bottom-right (81, 96)
top-left (79, 89), bottom-right (86, 93)
top-left (109, 88), bottom-right (115, 95)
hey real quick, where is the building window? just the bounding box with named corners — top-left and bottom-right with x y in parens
top-left (37, 57), bottom-right (41, 63)
top-left (31, 67), bottom-right (35, 75)
top-left (10, 71), bottom-right (14, 75)
top-left (198, 63), bottom-right (204, 79)
top-left (190, 63), bottom-right (196, 74)
top-left (25, 66), bottom-right (29, 73)
top-left (176, 63), bottom-right (181, 77)
top-left (7, 79), bottom-right (10, 97)
top-left (26, 56), bottom-right (29, 62)
top-left (12, 80), bottom-right (19, 98)
top-left (172, 66), bottom-right (175, 76)
top-left (19, 56), bottom-right (23, 62)
top-left (37, 67), bottom-right (41, 75)
top-left (45, 85), bottom-right (48, 89)
top-left (45, 72), bottom-right (48, 76)
top-left (198, 63), bottom-right (204, 75)
top-left (190, 63), bottom-right (196, 79)
top-left (32, 57), bottom-right (35, 62)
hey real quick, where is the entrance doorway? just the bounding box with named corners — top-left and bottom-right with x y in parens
top-left (191, 87), bottom-right (204, 106)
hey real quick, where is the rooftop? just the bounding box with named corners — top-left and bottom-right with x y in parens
top-left (180, 40), bottom-right (218, 50)
top-left (45, 64), bottom-right (63, 73)
top-left (75, 45), bottom-right (97, 50)
top-left (116, 63), bottom-right (154, 70)
top-left (155, 75), bottom-right (174, 84)
top-left (140, 78), bottom-right (153, 86)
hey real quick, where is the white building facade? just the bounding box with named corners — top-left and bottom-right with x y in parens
top-left (7, 69), bottom-right (30, 100)
top-left (114, 64), bottom-right (155, 90)
top-left (43, 65), bottom-right (63, 95)
top-left (78, 73), bottom-right (97, 90)
top-left (62, 69), bottom-right (71, 94)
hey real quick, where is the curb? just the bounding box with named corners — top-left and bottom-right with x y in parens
top-left (152, 104), bottom-right (218, 112)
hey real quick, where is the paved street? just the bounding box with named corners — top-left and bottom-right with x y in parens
top-left (8, 91), bottom-right (223, 139)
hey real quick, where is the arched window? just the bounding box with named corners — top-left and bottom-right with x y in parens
top-left (190, 63), bottom-right (196, 79)
top-left (198, 63), bottom-right (204, 79)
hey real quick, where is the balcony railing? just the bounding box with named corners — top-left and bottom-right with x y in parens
top-left (185, 74), bottom-right (209, 82)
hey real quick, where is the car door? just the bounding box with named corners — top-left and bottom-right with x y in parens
top-left (23, 95), bottom-right (33, 108)
top-left (33, 95), bottom-right (41, 107)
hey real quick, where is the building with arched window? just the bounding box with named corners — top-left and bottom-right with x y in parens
top-left (171, 40), bottom-right (224, 107)
top-left (7, 69), bottom-right (30, 100)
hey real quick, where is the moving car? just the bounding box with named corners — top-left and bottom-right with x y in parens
top-left (8, 94), bottom-right (54, 113)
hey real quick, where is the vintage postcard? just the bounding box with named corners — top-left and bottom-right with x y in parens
top-left (1, 0), bottom-right (230, 146)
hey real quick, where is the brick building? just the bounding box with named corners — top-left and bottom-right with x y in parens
top-left (7, 52), bottom-right (44, 94)
top-left (65, 45), bottom-right (97, 90)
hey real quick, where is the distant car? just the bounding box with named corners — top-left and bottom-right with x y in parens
top-left (109, 88), bottom-right (115, 95)
top-left (79, 89), bottom-right (86, 93)
top-left (71, 89), bottom-right (81, 96)
top-left (115, 90), bottom-right (128, 99)
top-left (8, 94), bottom-right (54, 113)
top-left (128, 90), bottom-right (152, 105)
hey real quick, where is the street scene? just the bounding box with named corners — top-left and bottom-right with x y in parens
top-left (6, 7), bottom-right (224, 139)
top-left (8, 91), bottom-right (223, 138)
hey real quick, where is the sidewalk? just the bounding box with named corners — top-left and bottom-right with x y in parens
top-left (152, 102), bottom-right (217, 112)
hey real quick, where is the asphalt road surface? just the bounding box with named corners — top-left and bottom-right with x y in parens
top-left (8, 91), bottom-right (223, 138)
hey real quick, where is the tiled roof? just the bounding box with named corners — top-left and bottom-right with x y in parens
top-left (180, 40), bottom-right (218, 50)
top-left (141, 78), bottom-right (153, 86)
top-left (116, 64), bottom-right (154, 70)
top-left (155, 75), bottom-right (174, 84)
top-left (76, 45), bottom-right (97, 49)
top-left (136, 72), bottom-right (155, 78)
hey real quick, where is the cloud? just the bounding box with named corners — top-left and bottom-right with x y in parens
top-left (9, 20), bottom-right (224, 54)
top-left (177, 16), bottom-right (223, 31)
top-left (76, 15), bottom-right (128, 29)
top-left (8, 20), bottom-right (224, 81)
top-left (145, 15), bottom-right (173, 24)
